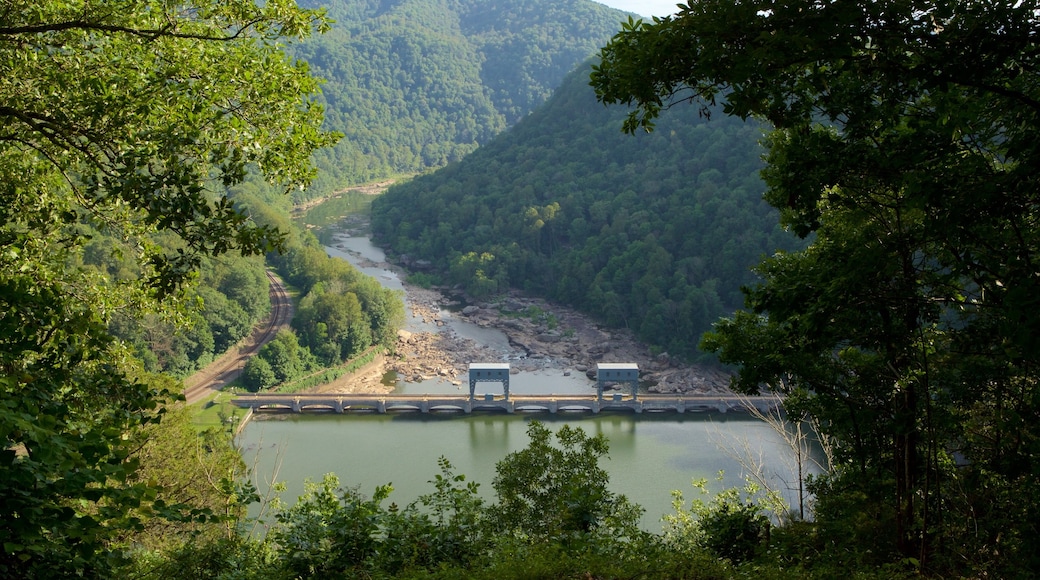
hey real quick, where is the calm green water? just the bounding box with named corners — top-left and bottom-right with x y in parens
top-left (238, 412), bottom-right (813, 531)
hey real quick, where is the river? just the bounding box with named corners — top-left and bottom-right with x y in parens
top-left (239, 225), bottom-right (818, 532)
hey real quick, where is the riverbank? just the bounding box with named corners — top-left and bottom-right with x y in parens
top-left (312, 234), bottom-right (734, 396)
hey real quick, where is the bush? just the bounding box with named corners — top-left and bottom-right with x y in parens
top-left (491, 421), bottom-right (643, 542)
top-left (700, 501), bottom-right (769, 564)
top-left (664, 472), bottom-right (777, 565)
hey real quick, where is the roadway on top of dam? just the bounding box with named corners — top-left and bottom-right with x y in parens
top-left (231, 392), bottom-right (780, 416)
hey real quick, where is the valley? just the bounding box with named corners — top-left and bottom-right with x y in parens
top-left (312, 239), bottom-right (733, 396)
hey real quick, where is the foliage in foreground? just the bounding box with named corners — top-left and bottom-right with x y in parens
top-left (128, 422), bottom-right (704, 578)
top-left (593, 1), bottom-right (1040, 576)
top-left (127, 421), bottom-right (929, 580)
top-left (0, 1), bottom-right (335, 575)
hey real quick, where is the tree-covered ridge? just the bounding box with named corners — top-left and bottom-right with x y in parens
top-left (455, 0), bottom-right (637, 124)
top-left (371, 62), bottom-right (798, 361)
top-left (288, 0), bottom-right (633, 201)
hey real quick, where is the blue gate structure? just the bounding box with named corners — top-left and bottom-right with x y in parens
top-left (231, 360), bottom-right (786, 416)
top-left (469, 362), bottom-right (511, 400)
top-left (596, 363), bottom-right (639, 401)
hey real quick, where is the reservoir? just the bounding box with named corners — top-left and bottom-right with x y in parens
top-left (239, 216), bottom-right (819, 531)
top-left (239, 412), bottom-right (811, 532)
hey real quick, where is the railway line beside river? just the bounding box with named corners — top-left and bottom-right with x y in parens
top-left (183, 271), bottom-right (293, 404)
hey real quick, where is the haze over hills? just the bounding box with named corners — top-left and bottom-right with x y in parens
top-left (593, 0), bottom-right (685, 17)
top-left (280, 0), bottom-right (636, 201)
top-left (371, 63), bottom-right (803, 361)
top-left (233, 0), bottom-right (801, 362)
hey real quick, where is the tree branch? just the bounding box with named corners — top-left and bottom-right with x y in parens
top-left (0, 18), bottom-right (262, 43)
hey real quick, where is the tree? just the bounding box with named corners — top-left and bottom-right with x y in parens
top-left (259, 329), bottom-right (310, 384)
top-left (593, 1), bottom-right (1040, 575)
top-left (121, 392), bottom-right (250, 550)
top-left (215, 259), bottom-right (271, 322)
top-left (663, 475), bottom-right (773, 565)
top-left (198, 286), bottom-right (252, 355)
top-left (491, 421), bottom-right (642, 543)
top-left (294, 289), bottom-right (372, 365)
top-left (241, 357), bottom-right (278, 393)
top-left (0, 1), bottom-right (335, 574)
top-left (268, 474), bottom-right (393, 579)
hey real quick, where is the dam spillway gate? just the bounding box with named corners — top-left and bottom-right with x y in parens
top-left (230, 393), bottom-right (780, 416)
top-left (230, 362), bottom-right (779, 416)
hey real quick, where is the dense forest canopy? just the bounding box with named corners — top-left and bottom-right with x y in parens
top-left (283, 0), bottom-right (634, 201)
top-left (372, 62), bottom-right (800, 361)
top-left (594, 0), bottom-right (1040, 575)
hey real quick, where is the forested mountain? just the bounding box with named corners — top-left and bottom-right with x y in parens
top-left (371, 62), bottom-right (802, 361)
top-left (12, 0), bottom-right (1040, 576)
top-left (287, 0), bottom-right (633, 201)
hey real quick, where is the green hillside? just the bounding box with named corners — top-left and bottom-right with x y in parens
top-left (287, 0), bottom-right (633, 201)
top-left (371, 62), bottom-right (802, 361)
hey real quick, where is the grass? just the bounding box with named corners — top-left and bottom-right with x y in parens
top-left (497, 303), bottom-right (561, 330)
top-left (274, 348), bottom-right (380, 394)
top-left (189, 347), bottom-right (381, 434)
top-left (192, 389), bottom-right (248, 433)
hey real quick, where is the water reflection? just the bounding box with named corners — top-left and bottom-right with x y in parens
top-left (240, 413), bottom-right (818, 532)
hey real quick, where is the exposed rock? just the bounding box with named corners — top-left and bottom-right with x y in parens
top-left (588, 343), bottom-right (611, 356)
top-left (312, 231), bottom-right (734, 396)
top-left (501, 299), bottom-right (524, 311)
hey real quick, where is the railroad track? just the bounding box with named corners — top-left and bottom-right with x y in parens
top-left (183, 270), bottom-right (293, 404)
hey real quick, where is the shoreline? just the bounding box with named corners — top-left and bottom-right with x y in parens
top-left (310, 237), bottom-right (734, 397)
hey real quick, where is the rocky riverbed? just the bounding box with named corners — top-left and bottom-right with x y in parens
top-left (399, 287), bottom-right (733, 392)
top-left (313, 234), bottom-right (734, 396)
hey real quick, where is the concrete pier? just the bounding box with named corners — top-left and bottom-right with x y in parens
top-left (231, 392), bottom-right (780, 416)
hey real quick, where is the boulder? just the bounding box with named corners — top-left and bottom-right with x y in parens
top-left (588, 343), bottom-right (611, 356)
